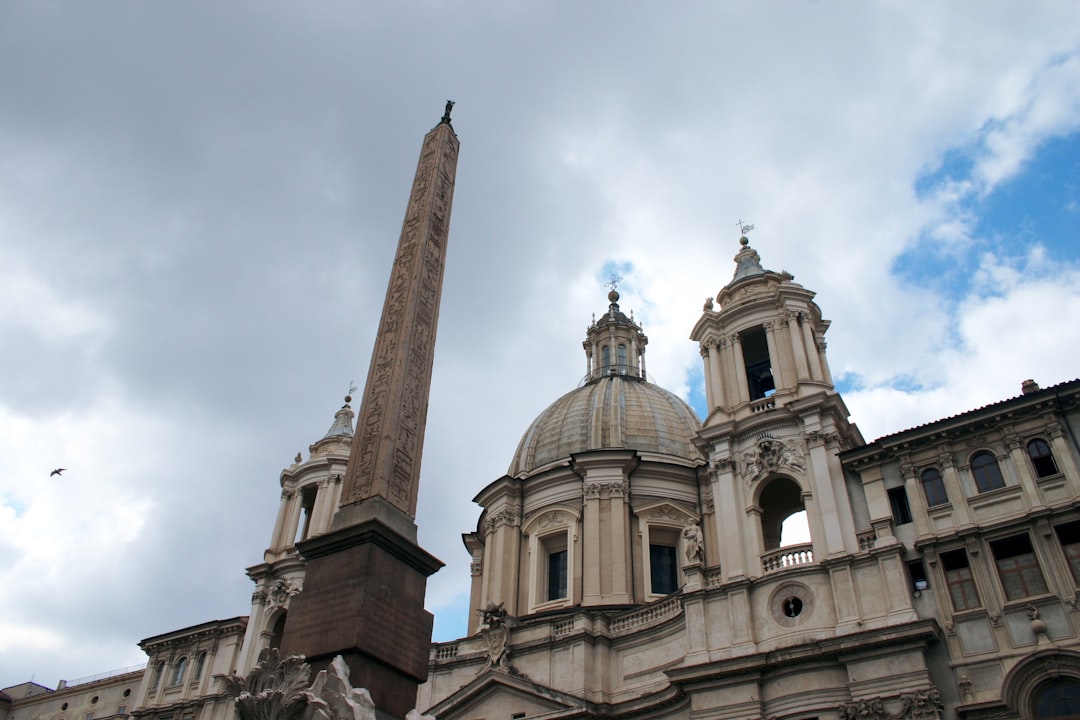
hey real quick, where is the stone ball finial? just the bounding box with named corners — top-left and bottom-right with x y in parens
top-left (1029, 604), bottom-right (1047, 636)
top-left (608, 289), bottom-right (620, 303)
top-left (344, 394), bottom-right (352, 404)
top-left (739, 236), bottom-right (749, 246)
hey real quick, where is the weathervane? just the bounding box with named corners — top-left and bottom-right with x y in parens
top-left (605, 273), bottom-right (623, 293)
top-left (736, 219), bottom-right (755, 237)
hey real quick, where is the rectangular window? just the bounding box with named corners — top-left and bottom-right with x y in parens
top-left (116, 708), bottom-right (126, 717)
top-left (888, 487), bottom-right (912, 525)
top-left (991, 534), bottom-right (1048, 600)
top-left (546, 547), bottom-right (567, 601)
top-left (650, 544), bottom-right (678, 595)
top-left (907, 559), bottom-right (929, 591)
top-left (941, 549), bottom-right (980, 611)
top-left (1056, 521), bottom-right (1080, 584)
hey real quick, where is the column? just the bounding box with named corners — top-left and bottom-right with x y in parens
top-left (269, 489), bottom-right (293, 552)
top-left (1047, 421), bottom-right (1080, 495)
top-left (1003, 431), bottom-right (1038, 509)
top-left (900, 463), bottom-right (931, 537)
top-left (701, 345), bottom-right (715, 411)
top-left (763, 321), bottom-right (785, 391)
top-left (730, 334), bottom-right (749, 403)
top-left (801, 316), bottom-right (824, 381)
top-left (807, 432), bottom-right (846, 556)
top-left (607, 482), bottom-right (631, 603)
top-left (939, 451), bottom-right (973, 525)
top-left (309, 477), bottom-right (336, 537)
top-left (817, 337), bottom-right (833, 385)
top-left (582, 483), bottom-right (602, 604)
top-left (786, 311), bottom-right (811, 380)
top-left (711, 339), bottom-right (727, 408)
top-left (282, 492), bottom-right (303, 548)
top-left (709, 457), bottom-right (745, 579)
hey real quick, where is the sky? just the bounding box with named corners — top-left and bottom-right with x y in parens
top-left (2, 1), bottom-right (1080, 690)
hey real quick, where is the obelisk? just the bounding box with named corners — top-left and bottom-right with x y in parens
top-left (279, 104), bottom-right (457, 718)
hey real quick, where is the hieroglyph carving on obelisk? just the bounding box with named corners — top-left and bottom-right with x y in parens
top-left (341, 105), bottom-right (459, 518)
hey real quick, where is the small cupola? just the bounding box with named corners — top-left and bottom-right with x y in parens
top-left (582, 285), bottom-right (648, 382)
top-left (309, 395), bottom-right (355, 459)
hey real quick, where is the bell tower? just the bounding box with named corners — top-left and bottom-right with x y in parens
top-left (691, 233), bottom-right (835, 423)
top-left (691, 231), bottom-right (863, 583)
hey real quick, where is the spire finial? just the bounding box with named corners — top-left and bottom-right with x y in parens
top-left (440, 100), bottom-right (455, 125)
top-left (606, 273), bottom-right (623, 303)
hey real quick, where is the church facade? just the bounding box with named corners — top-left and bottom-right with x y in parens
top-left (5, 136), bottom-right (1080, 719)
top-left (411, 237), bottom-right (1080, 719)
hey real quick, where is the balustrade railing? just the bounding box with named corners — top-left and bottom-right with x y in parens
top-left (749, 396), bottom-right (776, 413)
top-left (434, 644), bottom-right (459, 660)
top-left (761, 543), bottom-right (814, 572)
top-left (857, 530), bottom-right (876, 551)
top-left (609, 596), bottom-right (682, 636)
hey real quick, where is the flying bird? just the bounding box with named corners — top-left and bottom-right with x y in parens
top-left (50, 468), bottom-right (65, 477)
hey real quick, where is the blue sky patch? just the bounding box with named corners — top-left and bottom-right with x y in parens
top-left (897, 129), bottom-right (1080, 301)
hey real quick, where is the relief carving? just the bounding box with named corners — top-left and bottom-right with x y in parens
top-left (221, 649), bottom-right (434, 720)
top-left (268, 577), bottom-right (302, 609)
top-left (837, 687), bottom-right (942, 720)
top-left (539, 511), bottom-right (565, 530)
top-left (741, 437), bottom-right (805, 487)
top-left (475, 603), bottom-right (523, 678)
top-left (650, 505), bottom-right (681, 521)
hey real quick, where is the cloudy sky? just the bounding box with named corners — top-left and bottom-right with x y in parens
top-left (2, 1), bottom-right (1080, 689)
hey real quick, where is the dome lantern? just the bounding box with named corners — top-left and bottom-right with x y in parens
top-left (582, 280), bottom-right (649, 383)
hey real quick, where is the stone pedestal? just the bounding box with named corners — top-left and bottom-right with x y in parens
top-left (280, 499), bottom-right (443, 718)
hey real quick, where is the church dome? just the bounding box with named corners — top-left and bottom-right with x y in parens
top-left (509, 375), bottom-right (704, 475)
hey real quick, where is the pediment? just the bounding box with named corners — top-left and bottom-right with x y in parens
top-left (424, 669), bottom-right (586, 720)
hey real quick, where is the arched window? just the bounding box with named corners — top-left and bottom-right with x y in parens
top-left (759, 477), bottom-right (806, 551)
top-left (150, 661), bottom-right (165, 690)
top-left (1028, 439), bottom-right (1060, 478)
top-left (921, 468), bottom-right (948, 507)
top-left (971, 451), bottom-right (1005, 492)
top-left (1032, 677), bottom-right (1080, 718)
top-left (617, 344), bottom-right (628, 374)
top-left (170, 657), bottom-right (187, 686)
top-left (193, 652), bottom-right (207, 681)
top-left (601, 345), bottom-right (611, 372)
top-left (269, 613), bottom-right (287, 650)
